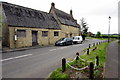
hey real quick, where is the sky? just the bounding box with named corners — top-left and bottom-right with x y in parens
top-left (1, 0), bottom-right (119, 34)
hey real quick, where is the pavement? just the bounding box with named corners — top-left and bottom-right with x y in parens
top-left (1, 39), bottom-right (104, 78)
top-left (104, 40), bottom-right (119, 79)
top-left (2, 45), bottom-right (47, 53)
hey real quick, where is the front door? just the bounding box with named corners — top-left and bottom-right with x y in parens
top-left (32, 31), bottom-right (38, 46)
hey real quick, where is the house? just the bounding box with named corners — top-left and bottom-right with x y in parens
top-left (1, 2), bottom-right (62, 48)
top-left (88, 32), bottom-right (94, 37)
top-left (1, 2), bottom-right (80, 49)
top-left (49, 2), bottom-right (80, 38)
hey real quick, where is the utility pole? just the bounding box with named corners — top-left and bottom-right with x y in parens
top-left (108, 16), bottom-right (111, 43)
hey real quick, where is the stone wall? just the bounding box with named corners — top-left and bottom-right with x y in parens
top-left (9, 27), bottom-right (62, 48)
top-left (61, 24), bottom-right (79, 37)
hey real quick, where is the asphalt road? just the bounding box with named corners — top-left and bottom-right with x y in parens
top-left (2, 39), bottom-right (103, 78)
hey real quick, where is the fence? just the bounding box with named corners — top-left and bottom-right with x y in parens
top-left (61, 40), bottom-right (108, 79)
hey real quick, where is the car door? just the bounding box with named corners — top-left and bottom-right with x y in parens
top-left (69, 38), bottom-right (73, 44)
top-left (65, 38), bottom-right (69, 45)
top-left (67, 38), bottom-right (71, 45)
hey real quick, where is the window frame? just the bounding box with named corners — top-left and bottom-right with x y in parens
top-left (17, 29), bottom-right (26, 38)
top-left (54, 31), bottom-right (59, 37)
top-left (42, 31), bottom-right (48, 37)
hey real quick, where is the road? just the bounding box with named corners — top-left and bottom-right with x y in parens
top-left (2, 39), bottom-right (103, 78)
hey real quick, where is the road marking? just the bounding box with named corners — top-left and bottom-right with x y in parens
top-left (0, 54), bottom-right (32, 62)
top-left (49, 49), bottom-right (57, 51)
top-left (73, 45), bottom-right (80, 47)
top-left (50, 46), bottom-right (70, 51)
top-left (60, 46), bottom-right (69, 49)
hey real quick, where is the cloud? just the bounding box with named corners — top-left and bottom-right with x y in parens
top-left (1, 0), bottom-right (119, 34)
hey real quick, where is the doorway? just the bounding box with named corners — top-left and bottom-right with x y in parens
top-left (32, 31), bottom-right (38, 46)
top-left (70, 33), bottom-right (72, 37)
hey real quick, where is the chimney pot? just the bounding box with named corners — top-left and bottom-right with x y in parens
top-left (70, 9), bottom-right (73, 17)
top-left (51, 2), bottom-right (55, 7)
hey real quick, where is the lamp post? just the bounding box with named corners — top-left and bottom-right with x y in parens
top-left (108, 16), bottom-right (111, 43)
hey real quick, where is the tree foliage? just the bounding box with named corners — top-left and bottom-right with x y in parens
top-left (81, 18), bottom-right (89, 33)
top-left (80, 17), bottom-right (89, 40)
top-left (96, 31), bottom-right (101, 38)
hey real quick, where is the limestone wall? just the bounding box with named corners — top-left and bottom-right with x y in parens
top-left (9, 27), bottom-right (62, 48)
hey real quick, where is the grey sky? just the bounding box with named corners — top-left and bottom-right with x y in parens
top-left (1, 0), bottom-right (119, 34)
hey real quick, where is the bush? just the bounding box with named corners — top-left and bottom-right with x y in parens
top-left (96, 31), bottom-right (101, 38)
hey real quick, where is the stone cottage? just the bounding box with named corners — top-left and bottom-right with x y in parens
top-left (1, 2), bottom-right (62, 48)
top-left (1, 2), bottom-right (80, 48)
top-left (49, 2), bottom-right (80, 38)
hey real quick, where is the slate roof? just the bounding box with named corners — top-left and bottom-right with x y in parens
top-left (2, 2), bottom-right (60, 29)
top-left (54, 8), bottom-right (80, 28)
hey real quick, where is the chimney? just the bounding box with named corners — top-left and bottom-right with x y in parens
top-left (51, 2), bottom-right (55, 8)
top-left (70, 9), bottom-right (73, 17)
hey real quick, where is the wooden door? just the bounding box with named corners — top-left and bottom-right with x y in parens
top-left (32, 31), bottom-right (38, 46)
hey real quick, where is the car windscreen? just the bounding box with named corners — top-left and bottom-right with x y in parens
top-left (73, 37), bottom-right (82, 40)
top-left (58, 38), bottom-right (65, 41)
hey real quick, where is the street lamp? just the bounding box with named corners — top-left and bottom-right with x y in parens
top-left (108, 16), bottom-right (111, 42)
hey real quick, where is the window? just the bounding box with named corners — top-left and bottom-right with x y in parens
top-left (65, 34), bottom-right (68, 37)
top-left (42, 31), bottom-right (48, 37)
top-left (17, 30), bottom-right (26, 37)
top-left (54, 31), bottom-right (59, 36)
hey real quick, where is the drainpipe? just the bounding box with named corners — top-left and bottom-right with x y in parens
top-left (48, 29), bottom-right (50, 45)
top-left (14, 28), bottom-right (17, 48)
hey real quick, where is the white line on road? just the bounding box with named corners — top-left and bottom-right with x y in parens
top-left (0, 54), bottom-right (33, 62)
top-left (60, 46), bottom-right (70, 49)
top-left (49, 49), bottom-right (57, 51)
top-left (49, 46), bottom-right (70, 51)
top-left (73, 45), bottom-right (80, 47)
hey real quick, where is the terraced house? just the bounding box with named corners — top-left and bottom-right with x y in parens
top-left (1, 2), bottom-right (80, 48)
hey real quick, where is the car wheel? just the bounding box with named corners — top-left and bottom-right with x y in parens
top-left (71, 42), bottom-right (73, 45)
top-left (81, 41), bottom-right (83, 44)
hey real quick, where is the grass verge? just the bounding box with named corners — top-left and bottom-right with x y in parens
top-left (81, 42), bottom-right (109, 78)
top-left (48, 42), bottom-right (109, 79)
top-left (118, 40), bottom-right (120, 46)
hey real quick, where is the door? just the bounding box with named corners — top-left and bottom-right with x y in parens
top-left (66, 38), bottom-right (71, 45)
top-left (32, 31), bottom-right (38, 46)
top-left (70, 33), bottom-right (72, 38)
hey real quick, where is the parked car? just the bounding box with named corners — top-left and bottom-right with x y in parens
top-left (72, 36), bottom-right (83, 44)
top-left (55, 38), bottom-right (73, 46)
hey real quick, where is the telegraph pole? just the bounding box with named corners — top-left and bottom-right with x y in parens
top-left (108, 16), bottom-right (111, 43)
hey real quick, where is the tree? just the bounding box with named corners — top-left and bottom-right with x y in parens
top-left (96, 31), bottom-right (101, 38)
top-left (80, 17), bottom-right (89, 40)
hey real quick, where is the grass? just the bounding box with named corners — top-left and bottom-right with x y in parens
top-left (118, 41), bottom-right (120, 46)
top-left (81, 42), bottom-right (109, 78)
top-left (49, 67), bottom-right (69, 79)
top-left (86, 37), bottom-right (93, 39)
top-left (49, 61), bottom-right (76, 79)
top-left (93, 38), bottom-right (108, 40)
top-left (86, 36), bottom-right (117, 41)
top-left (81, 42), bottom-right (109, 66)
top-left (49, 42), bottom-right (110, 79)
